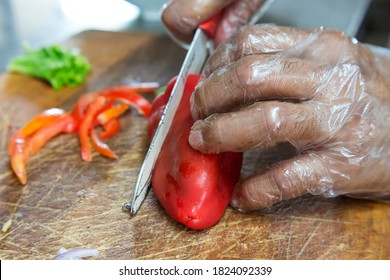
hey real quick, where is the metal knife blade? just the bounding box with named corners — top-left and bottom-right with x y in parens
top-left (125, 28), bottom-right (212, 215)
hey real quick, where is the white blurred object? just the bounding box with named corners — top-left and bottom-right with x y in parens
top-left (60, 0), bottom-right (140, 29)
top-left (128, 0), bottom-right (166, 22)
top-left (53, 247), bottom-right (99, 260)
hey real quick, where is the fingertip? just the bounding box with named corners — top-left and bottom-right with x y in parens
top-left (230, 177), bottom-right (275, 212)
top-left (162, 0), bottom-right (237, 47)
top-left (230, 186), bottom-right (244, 211)
top-left (190, 82), bottom-right (208, 121)
top-left (161, 0), bottom-right (195, 45)
top-left (188, 123), bottom-right (205, 150)
top-left (231, 153), bottom-right (326, 212)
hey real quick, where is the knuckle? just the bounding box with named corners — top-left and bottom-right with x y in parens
top-left (268, 167), bottom-right (289, 203)
top-left (318, 29), bottom-right (356, 51)
top-left (234, 56), bottom-right (257, 88)
top-left (240, 176), bottom-right (276, 209)
top-left (190, 91), bottom-right (202, 120)
top-left (234, 25), bottom-right (276, 57)
top-left (260, 102), bottom-right (287, 140)
top-left (320, 29), bottom-right (344, 39)
top-left (279, 57), bottom-right (302, 74)
top-left (272, 163), bottom-right (302, 200)
top-left (288, 106), bottom-right (318, 139)
top-left (232, 25), bottom-right (255, 58)
top-left (191, 84), bottom-right (207, 115)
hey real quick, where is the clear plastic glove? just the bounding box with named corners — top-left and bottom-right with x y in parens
top-left (161, 0), bottom-right (267, 46)
top-left (188, 24), bottom-right (390, 212)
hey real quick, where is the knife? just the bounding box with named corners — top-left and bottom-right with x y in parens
top-left (124, 0), bottom-right (274, 216)
top-left (123, 14), bottom-right (221, 216)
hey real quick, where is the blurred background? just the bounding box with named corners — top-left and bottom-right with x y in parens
top-left (0, 0), bottom-right (389, 72)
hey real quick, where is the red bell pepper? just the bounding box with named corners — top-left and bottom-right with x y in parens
top-left (147, 76), bottom-right (176, 140)
top-left (148, 74), bottom-right (243, 230)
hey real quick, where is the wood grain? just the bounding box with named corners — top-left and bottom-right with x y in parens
top-left (0, 30), bottom-right (389, 260)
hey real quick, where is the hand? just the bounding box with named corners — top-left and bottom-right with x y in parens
top-left (188, 24), bottom-right (390, 211)
top-left (162, 0), bottom-right (267, 45)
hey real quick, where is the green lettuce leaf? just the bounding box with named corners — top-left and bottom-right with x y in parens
top-left (8, 45), bottom-right (91, 90)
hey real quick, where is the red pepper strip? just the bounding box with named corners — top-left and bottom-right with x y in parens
top-left (9, 113), bottom-right (74, 184)
top-left (20, 108), bottom-right (66, 137)
top-left (99, 87), bottom-right (152, 117)
top-left (7, 108), bottom-right (66, 155)
top-left (71, 93), bottom-right (97, 121)
top-left (79, 96), bottom-right (107, 162)
top-left (148, 74), bottom-right (243, 230)
top-left (90, 130), bottom-right (118, 159)
top-left (125, 82), bottom-right (160, 93)
top-left (62, 114), bottom-right (79, 134)
top-left (97, 102), bottom-right (129, 125)
top-left (9, 132), bottom-right (29, 185)
top-left (90, 100), bottom-right (115, 128)
top-left (99, 118), bottom-right (121, 140)
top-left (27, 113), bottom-right (74, 156)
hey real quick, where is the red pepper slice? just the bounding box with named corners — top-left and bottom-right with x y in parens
top-left (79, 96), bottom-right (106, 162)
top-left (71, 93), bottom-right (97, 121)
top-left (8, 84), bottom-right (154, 184)
top-left (9, 131), bottom-right (29, 185)
top-left (148, 74), bottom-right (243, 230)
top-left (20, 108), bottom-right (66, 136)
top-left (8, 108), bottom-right (66, 155)
top-left (99, 87), bottom-right (151, 117)
top-left (90, 130), bottom-right (118, 159)
top-left (27, 113), bottom-right (74, 156)
top-left (99, 118), bottom-right (121, 140)
top-left (97, 102), bottom-right (129, 125)
top-left (9, 113), bottom-right (74, 184)
top-left (62, 115), bottom-right (79, 134)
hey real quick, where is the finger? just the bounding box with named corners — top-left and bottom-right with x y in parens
top-left (204, 24), bottom-right (315, 76)
top-left (230, 152), bottom-right (333, 211)
top-left (215, 0), bottom-right (267, 45)
top-left (161, 0), bottom-right (235, 45)
top-left (189, 101), bottom-right (323, 153)
top-left (192, 55), bottom-right (320, 119)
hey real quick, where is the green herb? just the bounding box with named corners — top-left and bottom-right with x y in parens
top-left (7, 44), bottom-right (91, 90)
top-left (155, 86), bottom-right (167, 96)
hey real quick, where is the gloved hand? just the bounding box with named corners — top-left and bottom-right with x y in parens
top-left (162, 0), bottom-right (267, 45)
top-left (188, 24), bottom-right (390, 211)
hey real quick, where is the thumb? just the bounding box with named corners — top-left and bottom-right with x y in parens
top-left (215, 0), bottom-right (268, 45)
top-left (162, 0), bottom-right (235, 45)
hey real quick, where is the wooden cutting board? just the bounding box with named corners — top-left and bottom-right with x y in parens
top-left (0, 30), bottom-right (389, 260)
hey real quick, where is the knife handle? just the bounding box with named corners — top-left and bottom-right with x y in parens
top-left (198, 11), bottom-right (222, 39)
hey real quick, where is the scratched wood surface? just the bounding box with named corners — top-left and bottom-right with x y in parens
top-left (0, 30), bottom-right (389, 260)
